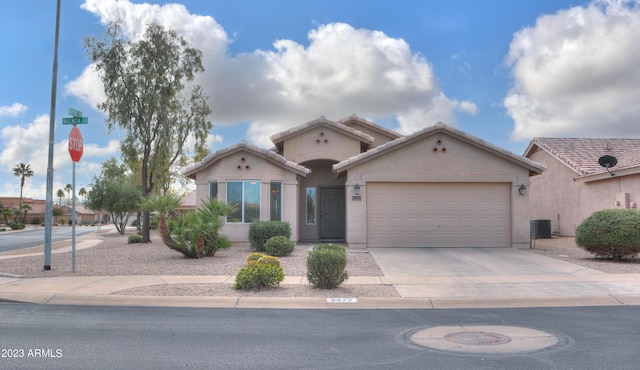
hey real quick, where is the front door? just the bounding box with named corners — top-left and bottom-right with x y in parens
top-left (319, 187), bottom-right (345, 240)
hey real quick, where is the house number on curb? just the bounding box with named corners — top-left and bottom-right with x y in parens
top-left (327, 298), bottom-right (358, 303)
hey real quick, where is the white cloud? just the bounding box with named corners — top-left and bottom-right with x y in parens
top-left (505, 0), bottom-right (640, 141)
top-left (71, 0), bottom-right (471, 148)
top-left (0, 103), bottom-right (27, 117)
top-left (0, 114), bottom-right (120, 199)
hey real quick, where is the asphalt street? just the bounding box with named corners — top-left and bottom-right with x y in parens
top-left (0, 227), bottom-right (97, 253)
top-left (1, 304), bottom-right (638, 369)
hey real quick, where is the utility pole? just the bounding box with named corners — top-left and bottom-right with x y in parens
top-left (44, 0), bottom-right (61, 270)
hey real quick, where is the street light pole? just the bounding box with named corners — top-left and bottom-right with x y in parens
top-left (44, 0), bottom-right (61, 270)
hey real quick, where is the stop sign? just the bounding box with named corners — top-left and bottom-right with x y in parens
top-left (68, 126), bottom-right (83, 162)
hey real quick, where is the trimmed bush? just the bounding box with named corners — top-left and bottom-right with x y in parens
top-left (128, 234), bottom-right (143, 244)
top-left (9, 222), bottom-right (25, 230)
top-left (306, 243), bottom-right (348, 289)
top-left (233, 263), bottom-right (284, 291)
top-left (265, 235), bottom-right (295, 257)
top-left (248, 221), bottom-right (291, 252)
top-left (575, 209), bottom-right (640, 260)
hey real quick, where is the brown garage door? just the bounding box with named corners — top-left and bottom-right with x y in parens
top-left (367, 182), bottom-right (510, 247)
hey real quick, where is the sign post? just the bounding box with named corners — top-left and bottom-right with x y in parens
top-left (66, 109), bottom-right (86, 272)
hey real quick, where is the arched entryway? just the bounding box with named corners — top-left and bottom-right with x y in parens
top-left (298, 159), bottom-right (346, 242)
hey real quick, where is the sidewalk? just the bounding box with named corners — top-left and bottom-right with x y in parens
top-left (2, 228), bottom-right (640, 309)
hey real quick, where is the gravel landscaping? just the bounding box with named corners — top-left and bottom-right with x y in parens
top-left (1, 227), bottom-right (638, 298)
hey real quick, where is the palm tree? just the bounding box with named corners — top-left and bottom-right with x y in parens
top-left (64, 184), bottom-right (73, 204)
top-left (22, 204), bottom-right (32, 224)
top-left (56, 189), bottom-right (65, 205)
top-left (12, 163), bottom-right (34, 210)
top-left (78, 187), bottom-right (87, 203)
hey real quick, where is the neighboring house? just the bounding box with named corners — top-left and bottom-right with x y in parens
top-left (524, 138), bottom-right (640, 236)
top-left (0, 197), bottom-right (98, 225)
top-left (177, 190), bottom-right (197, 215)
top-left (183, 115), bottom-right (544, 248)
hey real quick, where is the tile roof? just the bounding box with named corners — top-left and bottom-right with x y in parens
top-left (337, 114), bottom-right (402, 140)
top-left (525, 138), bottom-right (640, 176)
top-left (334, 122), bottom-right (545, 175)
top-left (269, 116), bottom-right (374, 146)
top-left (181, 141), bottom-right (311, 179)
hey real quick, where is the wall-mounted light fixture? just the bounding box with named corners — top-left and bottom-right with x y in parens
top-left (354, 183), bottom-right (360, 196)
top-left (518, 184), bottom-right (527, 196)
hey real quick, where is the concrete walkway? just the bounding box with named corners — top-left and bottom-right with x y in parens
top-left (1, 234), bottom-right (640, 309)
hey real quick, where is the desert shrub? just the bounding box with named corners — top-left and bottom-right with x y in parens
top-left (575, 209), bottom-right (640, 260)
top-left (60, 218), bottom-right (66, 225)
top-left (248, 220), bottom-right (291, 252)
top-left (233, 263), bottom-right (284, 291)
top-left (306, 243), bottom-right (348, 289)
top-left (128, 234), bottom-right (143, 244)
top-left (131, 219), bottom-right (139, 227)
top-left (265, 235), bottom-right (295, 257)
top-left (9, 222), bottom-right (25, 230)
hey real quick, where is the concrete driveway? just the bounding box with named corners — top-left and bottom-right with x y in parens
top-left (367, 247), bottom-right (640, 307)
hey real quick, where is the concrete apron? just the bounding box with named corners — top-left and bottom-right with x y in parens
top-left (367, 247), bottom-right (640, 306)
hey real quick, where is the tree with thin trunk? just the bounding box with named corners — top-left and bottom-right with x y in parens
top-left (56, 189), bottom-right (65, 205)
top-left (78, 187), bottom-right (87, 203)
top-left (22, 204), bottom-right (32, 224)
top-left (85, 22), bottom-right (212, 243)
top-left (12, 163), bottom-right (33, 211)
top-left (64, 184), bottom-right (73, 204)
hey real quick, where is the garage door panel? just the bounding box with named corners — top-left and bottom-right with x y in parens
top-left (367, 183), bottom-right (511, 247)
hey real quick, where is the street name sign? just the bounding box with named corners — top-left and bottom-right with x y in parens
top-left (62, 117), bottom-right (89, 125)
top-left (68, 108), bottom-right (83, 117)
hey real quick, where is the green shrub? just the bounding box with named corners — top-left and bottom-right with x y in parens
top-left (575, 209), bottom-right (640, 260)
top-left (9, 222), bottom-right (25, 230)
top-left (265, 235), bottom-right (295, 257)
top-left (306, 243), bottom-right (348, 289)
top-left (128, 234), bottom-right (143, 244)
top-left (233, 263), bottom-right (284, 291)
top-left (248, 221), bottom-right (291, 252)
top-left (131, 219), bottom-right (139, 227)
top-left (60, 218), bottom-right (66, 225)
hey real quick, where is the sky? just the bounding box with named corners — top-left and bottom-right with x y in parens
top-left (2, 0), bottom-right (640, 201)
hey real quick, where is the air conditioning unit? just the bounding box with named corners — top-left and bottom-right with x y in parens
top-left (530, 219), bottom-right (551, 239)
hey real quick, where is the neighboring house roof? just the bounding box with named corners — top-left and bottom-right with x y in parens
top-left (182, 141), bottom-right (311, 179)
top-left (338, 114), bottom-right (402, 141)
top-left (524, 138), bottom-right (640, 178)
top-left (334, 122), bottom-right (545, 176)
top-left (270, 116), bottom-right (375, 149)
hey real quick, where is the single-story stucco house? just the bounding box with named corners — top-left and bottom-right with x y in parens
top-left (182, 115), bottom-right (545, 248)
top-left (524, 138), bottom-right (640, 236)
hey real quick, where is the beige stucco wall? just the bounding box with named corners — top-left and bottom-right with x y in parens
top-left (528, 149), bottom-right (640, 236)
top-left (343, 133), bottom-right (533, 247)
top-left (282, 126), bottom-right (363, 163)
top-left (192, 150), bottom-right (301, 242)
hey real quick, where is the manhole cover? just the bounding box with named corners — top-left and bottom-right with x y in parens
top-left (445, 331), bottom-right (511, 346)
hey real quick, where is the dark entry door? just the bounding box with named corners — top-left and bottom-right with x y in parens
top-left (319, 187), bottom-right (345, 240)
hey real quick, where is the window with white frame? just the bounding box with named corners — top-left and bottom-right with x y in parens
top-left (227, 180), bottom-right (261, 223)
